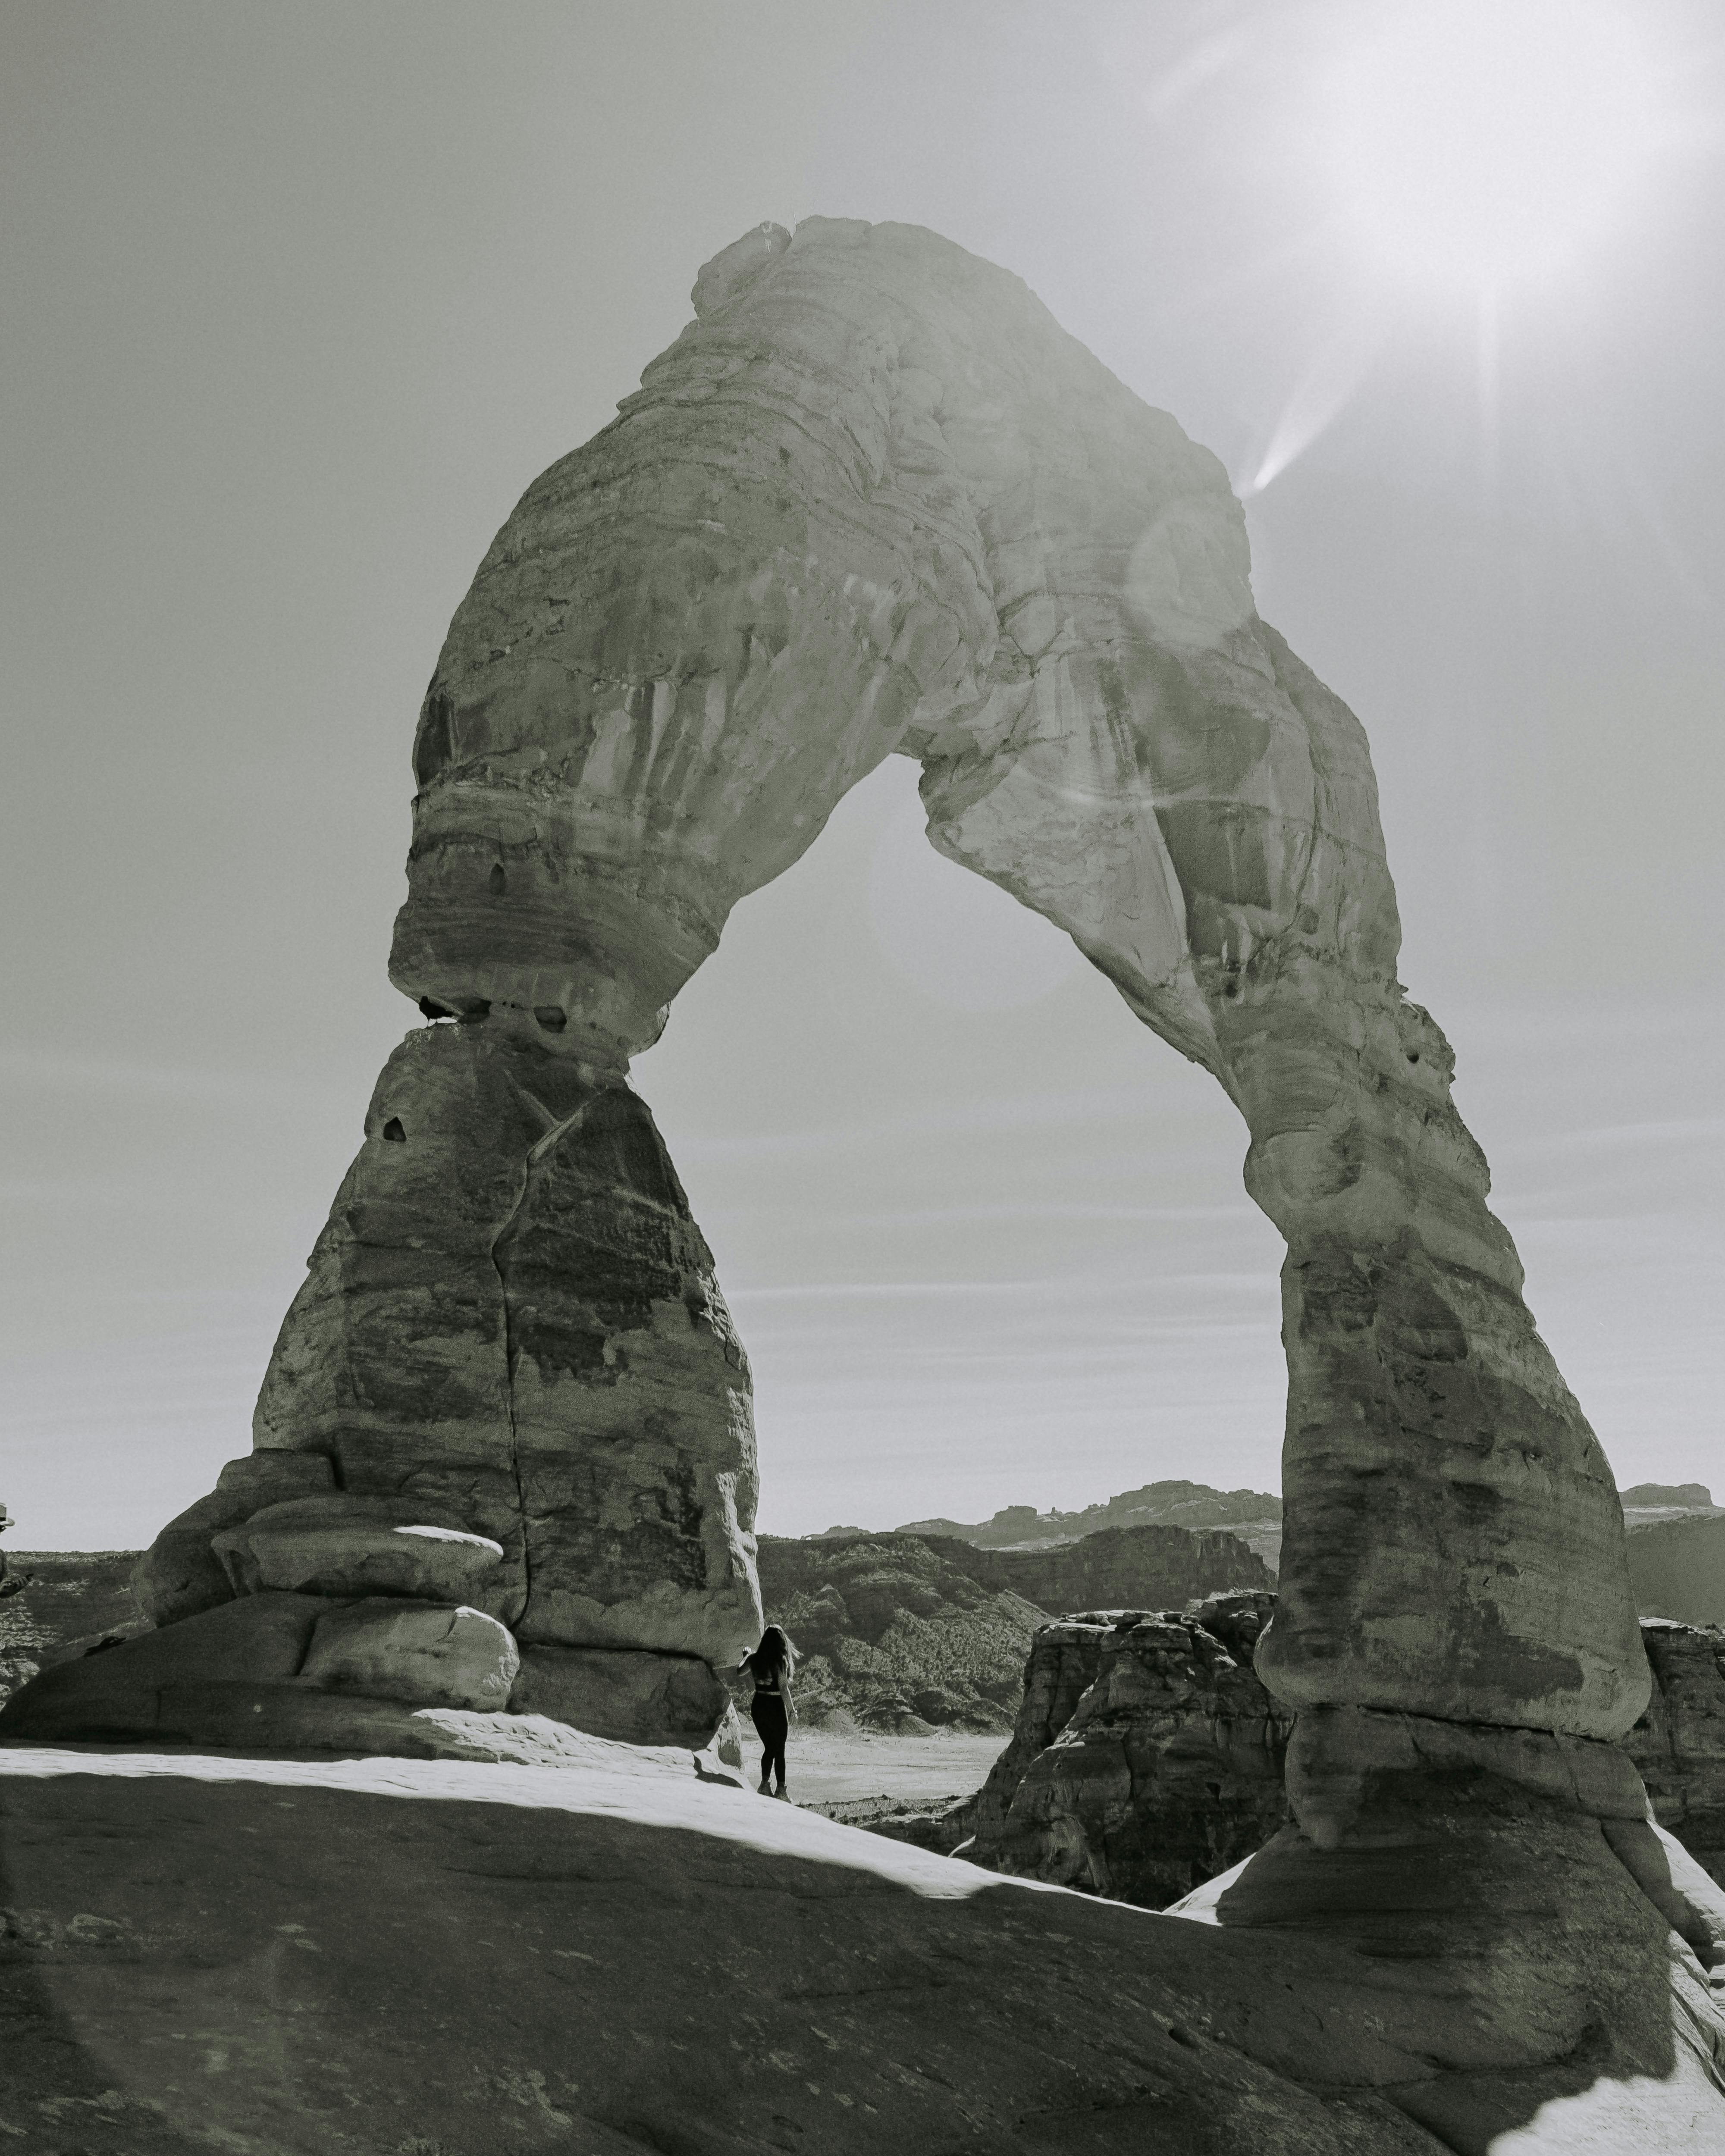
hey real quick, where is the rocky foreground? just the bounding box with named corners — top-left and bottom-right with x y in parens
top-left (3, 1738), bottom-right (1723, 2155)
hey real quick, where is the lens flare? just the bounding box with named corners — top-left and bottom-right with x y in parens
top-left (1317, 0), bottom-right (1671, 298)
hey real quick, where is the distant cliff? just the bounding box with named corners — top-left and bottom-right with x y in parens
top-left (1627, 1513), bottom-right (1725, 1628)
top-left (888, 1479), bottom-right (1284, 1571)
top-left (752, 1535), bottom-right (1043, 1733)
top-left (755, 1523), bottom-right (1272, 1733)
top-left (944, 1524), bottom-right (1273, 1611)
top-left (0, 1551), bottom-right (144, 1700)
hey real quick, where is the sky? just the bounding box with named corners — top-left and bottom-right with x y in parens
top-left (2, 0), bottom-right (1721, 1548)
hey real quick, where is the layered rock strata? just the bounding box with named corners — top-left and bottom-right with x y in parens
top-left (963, 1592), bottom-right (1291, 1904)
top-left (1629, 1513), bottom-right (1725, 1627)
top-left (385, 213), bottom-right (1644, 1774)
top-left (961, 1601), bottom-right (1725, 1910)
top-left (753, 1533), bottom-right (1047, 1732)
top-left (966, 1524), bottom-right (1274, 1610)
top-left (0, 1551), bottom-right (145, 1702)
top-left (6, 216), bottom-right (1643, 1787)
top-left (1627, 1619), bottom-right (1725, 1888)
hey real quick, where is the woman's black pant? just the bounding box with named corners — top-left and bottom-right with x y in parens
top-left (750, 1692), bottom-right (788, 1788)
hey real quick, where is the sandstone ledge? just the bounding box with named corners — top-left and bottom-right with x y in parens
top-left (3, 1744), bottom-right (1723, 2153)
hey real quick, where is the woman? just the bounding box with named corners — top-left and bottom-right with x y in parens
top-left (739, 1625), bottom-right (796, 1799)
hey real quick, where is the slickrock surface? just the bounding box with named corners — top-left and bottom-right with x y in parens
top-left (1630, 1514), bottom-right (1725, 1628)
top-left (5, 1742), bottom-right (1723, 2155)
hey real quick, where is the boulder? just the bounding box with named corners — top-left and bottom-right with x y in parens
top-left (131, 1451), bottom-right (335, 1625)
top-left (0, 1592), bottom-right (329, 1739)
top-left (509, 1644), bottom-right (731, 1748)
top-left (212, 1494), bottom-right (504, 1601)
top-left (300, 1598), bottom-right (519, 1710)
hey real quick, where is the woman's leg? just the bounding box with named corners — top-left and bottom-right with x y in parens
top-left (764, 1698), bottom-right (787, 1794)
top-left (749, 1692), bottom-right (778, 1792)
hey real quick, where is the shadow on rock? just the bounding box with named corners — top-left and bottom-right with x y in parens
top-left (1194, 1774), bottom-right (1725, 2153)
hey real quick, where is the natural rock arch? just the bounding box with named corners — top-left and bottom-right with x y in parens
top-left (13, 219), bottom-right (1646, 1786)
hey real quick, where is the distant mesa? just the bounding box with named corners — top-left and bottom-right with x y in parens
top-left (1623, 1482), bottom-right (1715, 1510)
top-left (888, 1479), bottom-right (1284, 1571)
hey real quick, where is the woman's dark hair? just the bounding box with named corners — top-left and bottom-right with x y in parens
top-left (751, 1624), bottom-right (796, 1677)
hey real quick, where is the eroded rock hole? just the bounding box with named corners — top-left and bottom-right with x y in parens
top-left (534, 1006), bottom-right (568, 1032)
top-left (488, 864), bottom-right (507, 896)
top-left (382, 1118), bottom-right (406, 1143)
top-left (418, 996), bottom-right (456, 1021)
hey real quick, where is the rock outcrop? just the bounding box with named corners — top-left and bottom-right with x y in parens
top-left (0, 1551), bottom-right (144, 1702)
top-left (967, 1523), bottom-right (1273, 1610)
top-left (959, 1598), bottom-right (1725, 1913)
top-left (962, 1592), bottom-right (1290, 1905)
top-left (1629, 1512), bottom-right (1725, 1627)
top-left (1627, 1618), bottom-right (1725, 1888)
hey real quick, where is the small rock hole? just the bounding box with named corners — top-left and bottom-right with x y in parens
top-left (534, 1006), bottom-right (568, 1032)
top-left (418, 996), bottom-right (455, 1021)
top-left (488, 864), bottom-right (507, 896)
top-left (460, 1000), bottom-right (491, 1022)
top-left (1223, 981), bottom-right (1239, 1000)
top-left (382, 1117), bottom-right (406, 1143)
top-left (1406, 1050), bottom-right (1420, 1064)
top-left (1167, 2026), bottom-right (1198, 2049)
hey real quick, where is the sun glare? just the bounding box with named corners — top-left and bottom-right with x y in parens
top-left (1317, 0), bottom-right (1672, 299)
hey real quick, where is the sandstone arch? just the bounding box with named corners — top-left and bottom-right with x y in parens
top-left (13, 218), bottom-right (1646, 1780)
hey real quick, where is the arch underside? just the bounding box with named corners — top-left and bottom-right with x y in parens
top-left (141, 219), bottom-right (1647, 1765)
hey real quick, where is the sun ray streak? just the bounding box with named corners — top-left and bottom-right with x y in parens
top-left (1238, 307), bottom-right (1385, 498)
